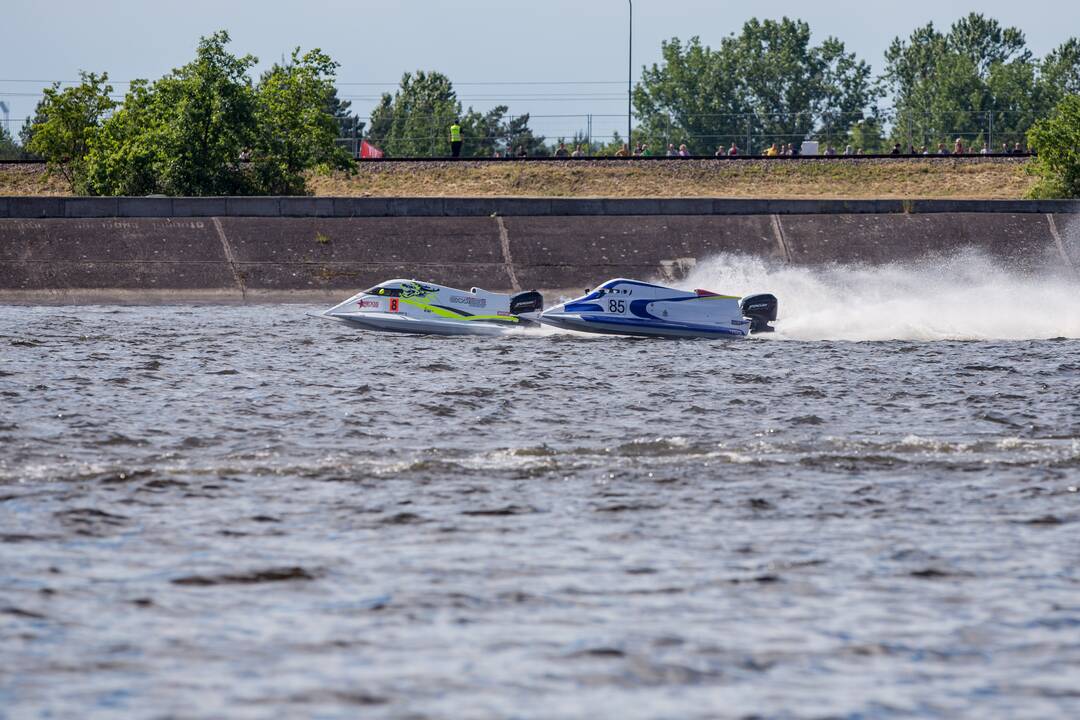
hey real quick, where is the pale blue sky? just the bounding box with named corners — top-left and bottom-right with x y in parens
top-left (3, 0), bottom-right (1077, 141)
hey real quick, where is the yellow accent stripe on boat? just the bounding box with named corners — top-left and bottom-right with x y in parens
top-left (399, 297), bottom-right (519, 323)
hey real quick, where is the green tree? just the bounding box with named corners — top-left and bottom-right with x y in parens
top-left (1027, 94), bottom-right (1080, 198)
top-left (460, 104), bottom-right (511, 157)
top-left (87, 31), bottom-right (257, 196)
top-left (153, 30), bottom-right (258, 195)
top-left (25, 72), bottom-right (115, 191)
top-left (367, 71), bottom-right (544, 157)
top-left (506, 113), bottom-right (547, 157)
top-left (1041, 39), bottom-right (1080, 99)
top-left (327, 87), bottom-right (364, 148)
top-left (0, 123), bottom-right (21, 160)
top-left (883, 13), bottom-right (1071, 147)
top-left (633, 19), bottom-right (878, 154)
top-left (634, 37), bottom-right (752, 154)
top-left (367, 71), bottom-right (460, 156)
top-left (84, 31), bottom-right (346, 196)
top-left (847, 116), bottom-right (887, 152)
top-left (83, 80), bottom-right (163, 195)
top-left (252, 48), bottom-right (353, 195)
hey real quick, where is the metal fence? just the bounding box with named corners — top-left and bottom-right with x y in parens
top-left (2, 107), bottom-right (1038, 161)
top-left (340, 109), bottom-right (1037, 158)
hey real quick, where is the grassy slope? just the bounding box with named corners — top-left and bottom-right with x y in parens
top-left (313, 157), bottom-right (1036, 199)
top-left (0, 164), bottom-right (70, 196)
top-left (2, 158), bottom-right (1035, 198)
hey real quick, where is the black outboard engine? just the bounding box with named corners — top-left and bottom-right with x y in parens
top-left (510, 290), bottom-right (544, 315)
top-left (740, 294), bottom-right (778, 333)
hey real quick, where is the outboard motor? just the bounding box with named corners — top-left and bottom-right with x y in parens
top-left (740, 293), bottom-right (778, 333)
top-left (510, 290), bottom-right (544, 315)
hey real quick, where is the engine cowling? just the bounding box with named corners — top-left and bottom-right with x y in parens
top-left (510, 290), bottom-right (544, 315)
top-left (740, 293), bottom-right (778, 333)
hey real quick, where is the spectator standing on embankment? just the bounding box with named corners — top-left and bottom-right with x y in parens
top-left (449, 120), bottom-right (463, 158)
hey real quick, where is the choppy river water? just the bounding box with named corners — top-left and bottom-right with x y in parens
top-left (2, 254), bottom-right (1080, 718)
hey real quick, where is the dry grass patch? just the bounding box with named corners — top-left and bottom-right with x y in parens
top-left (308, 157), bottom-right (1035, 199)
top-left (0, 164), bottom-right (69, 196)
top-left (1, 157), bottom-right (1036, 199)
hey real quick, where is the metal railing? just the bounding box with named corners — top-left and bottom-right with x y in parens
top-left (342, 109), bottom-right (1037, 158)
top-left (1, 108), bottom-right (1038, 162)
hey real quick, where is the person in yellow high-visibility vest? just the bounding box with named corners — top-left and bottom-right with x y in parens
top-left (449, 120), bottom-right (463, 158)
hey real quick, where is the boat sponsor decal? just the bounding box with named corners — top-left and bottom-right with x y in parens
top-left (358, 299), bottom-right (380, 309)
top-left (449, 295), bottom-right (487, 308)
top-left (400, 282), bottom-right (438, 299)
top-left (401, 297), bottom-right (517, 323)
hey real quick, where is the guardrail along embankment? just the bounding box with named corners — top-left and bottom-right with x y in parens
top-left (0, 197), bottom-right (1077, 303)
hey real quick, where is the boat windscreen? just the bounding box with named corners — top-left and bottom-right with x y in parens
top-left (364, 286), bottom-right (402, 297)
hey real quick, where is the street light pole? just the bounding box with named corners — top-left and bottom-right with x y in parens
top-left (627, 0), bottom-right (632, 152)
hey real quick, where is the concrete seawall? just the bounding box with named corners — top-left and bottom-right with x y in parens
top-left (2, 198), bottom-right (1078, 303)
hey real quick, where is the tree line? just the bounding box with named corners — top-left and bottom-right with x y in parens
top-left (10, 31), bottom-right (354, 195)
top-left (2, 15), bottom-right (1078, 196)
top-left (634, 14), bottom-right (1079, 154)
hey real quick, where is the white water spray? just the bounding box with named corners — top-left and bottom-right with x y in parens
top-left (682, 249), bottom-right (1080, 341)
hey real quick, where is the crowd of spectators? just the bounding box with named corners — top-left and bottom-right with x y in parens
top-left (546, 139), bottom-right (1027, 158)
top-left (480, 137), bottom-right (1027, 159)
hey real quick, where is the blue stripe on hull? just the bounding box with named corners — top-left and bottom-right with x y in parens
top-left (542, 314), bottom-right (747, 338)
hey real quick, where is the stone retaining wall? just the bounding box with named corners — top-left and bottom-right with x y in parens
top-left (1, 198), bottom-right (1077, 303)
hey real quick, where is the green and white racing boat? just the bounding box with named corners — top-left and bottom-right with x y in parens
top-left (323, 280), bottom-right (544, 336)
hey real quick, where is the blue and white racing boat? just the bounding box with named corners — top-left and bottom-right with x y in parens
top-left (540, 278), bottom-right (777, 338)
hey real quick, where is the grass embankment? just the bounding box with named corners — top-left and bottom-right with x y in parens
top-left (311, 157), bottom-right (1035, 199)
top-left (0, 164), bottom-right (70, 196)
top-left (2, 157), bottom-right (1035, 198)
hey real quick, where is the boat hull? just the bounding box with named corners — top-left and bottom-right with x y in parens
top-left (540, 313), bottom-right (747, 339)
top-left (327, 312), bottom-right (519, 336)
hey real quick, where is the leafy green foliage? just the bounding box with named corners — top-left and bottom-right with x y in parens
top-left (847, 117), bottom-right (888, 152)
top-left (0, 123), bottom-right (22, 160)
top-left (327, 87), bottom-right (364, 139)
top-left (77, 31), bottom-right (350, 195)
top-left (503, 113), bottom-right (547, 157)
top-left (367, 71), bottom-right (459, 156)
top-left (83, 31), bottom-right (256, 195)
top-left (1041, 39), bottom-right (1080, 98)
top-left (83, 81), bottom-right (163, 195)
top-left (252, 48), bottom-right (353, 195)
top-left (1026, 94), bottom-right (1080, 198)
top-left (884, 13), bottom-right (1079, 147)
top-left (633, 19), bottom-right (879, 154)
top-left (25, 72), bottom-right (115, 191)
top-left (367, 71), bottom-right (545, 157)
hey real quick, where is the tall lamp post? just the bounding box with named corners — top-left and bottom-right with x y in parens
top-left (627, 0), bottom-right (632, 151)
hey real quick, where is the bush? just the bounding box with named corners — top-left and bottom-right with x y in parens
top-left (1027, 94), bottom-right (1080, 198)
top-left (25, 72), bottom-right (115, 192)
top-left (26, 31), bottom-right (349, 196)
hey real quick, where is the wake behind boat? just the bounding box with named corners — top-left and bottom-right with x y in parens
top-left (324, 280), bottom-right (544, 336)
top-left (540, 278), bottom-right (778, 338)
